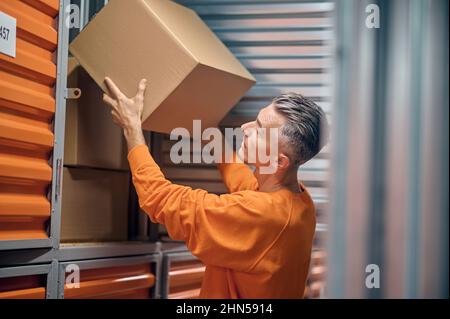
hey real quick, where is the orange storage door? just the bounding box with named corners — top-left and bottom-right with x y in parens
top-left (168, 259), bottom-right (205, 299)
top-left (63, 264), bottom-right (155, 299)
top-left (304, 250), bottom-right (326, 298)
top-left (0, 274), bottom-right (46, 299)
top-left (0, 0), bottom-right (59, 242)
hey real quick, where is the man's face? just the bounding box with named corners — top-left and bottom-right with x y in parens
top-left (238, 103), bottom-right (288, 171)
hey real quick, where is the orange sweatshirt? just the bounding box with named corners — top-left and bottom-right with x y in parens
top-left (128, 144), bottom-right (316, 299)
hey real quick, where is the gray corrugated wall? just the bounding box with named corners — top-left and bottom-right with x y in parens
top-left (327, 0), bottom-right (449, 298)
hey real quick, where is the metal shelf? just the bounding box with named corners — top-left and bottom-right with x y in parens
top-left (0, 241), bottom-right (162, 267)
top-left (0, 239), bottom-right (53, 252)
top-left (57, 254), bottom-right (162, 299)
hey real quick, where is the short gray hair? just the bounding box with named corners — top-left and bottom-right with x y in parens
top-left (273, 93), bottom-right (329, 166)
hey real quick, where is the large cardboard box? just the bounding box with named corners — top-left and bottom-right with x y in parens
top-left (61, 167), bottom-right (130, 242)
top-left (65, 58), bottom-right (129, 170)
top-left (69, 0), bottom-right (256, 134)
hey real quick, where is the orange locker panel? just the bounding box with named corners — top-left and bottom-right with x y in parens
top-left (304, 250), bottom-right (326, 298)
top-left (0, 0), bottom-right (58, 241)
top-left (0, 274), bottom-right (46, 299)
top-left (168, 259), bottom-right (205, 299)
top-left (64, 263), bottom-right (155, 299)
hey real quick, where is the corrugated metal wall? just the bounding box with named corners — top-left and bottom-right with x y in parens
top-left (155, 0), bottom-right (333, 240)
top-left (0, 0), bottom-right (59, 241)
top-left (327, 0), bottom-right (449, 298)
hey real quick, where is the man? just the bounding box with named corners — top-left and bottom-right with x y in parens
top-left (102, 77), bottom-right (329, 298)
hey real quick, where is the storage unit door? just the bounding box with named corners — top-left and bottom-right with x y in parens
top-left (62, 260), bottom-right (156, 299)
top-left (304, 249), bottom-right (326, 298)
top-left (166, 257), bottom-right (205, 299)
top-left (0, 0), bottom-right (59, 247)
top-left (0, 273), bottom-right (47, 299)
top-left (0, 264), bottom-right (53, 299)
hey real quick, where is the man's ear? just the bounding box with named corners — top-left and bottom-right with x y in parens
top-left (278, 153), bottom-right (291, 170)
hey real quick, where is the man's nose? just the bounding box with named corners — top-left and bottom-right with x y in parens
top-left (240, 123), bottom-right (248, 136)
top-left (241, 121), bottom-right (252, 133)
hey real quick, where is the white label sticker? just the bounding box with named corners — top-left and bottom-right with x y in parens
top-left (0, 11), bottom-right (16, 58)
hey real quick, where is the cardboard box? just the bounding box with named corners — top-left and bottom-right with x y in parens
top-left (69, 0), bottom-right (256, 134)
top-left (65, 58), bottom-right (129, 170)
top-left (60, 167), bottom-right (130, 242)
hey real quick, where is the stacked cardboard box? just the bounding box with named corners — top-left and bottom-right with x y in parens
top-left (61, 58), bottom-right (130, 242)
top-left (61, 167), bottom-right (129, 242)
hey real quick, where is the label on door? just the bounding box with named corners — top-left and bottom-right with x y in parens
top-left (0, 11), bottom-right (16, 58)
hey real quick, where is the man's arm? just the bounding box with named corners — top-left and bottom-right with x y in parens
top-left (101, 77), bottom-right (285, 271)
top-left (124, 126), bottom-right (146, 152)
top-left (102, 76), bottom-right (147, 151)
top-left (128, 143), bottom-right (285, 272)
top-left (216, 133), bottom-right (259, 193)
top-left (102, 75), bottom-right (258, 193)
top-left (217, 155), bottom-right (259, 193)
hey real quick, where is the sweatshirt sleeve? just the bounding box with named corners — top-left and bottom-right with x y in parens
top-left (128, 144), bottom-right (285, 272)
top-left (217, 152), bottom-right (259, 193)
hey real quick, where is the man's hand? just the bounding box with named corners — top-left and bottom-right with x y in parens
top-left (103, 77), bottom-right (147, 152)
